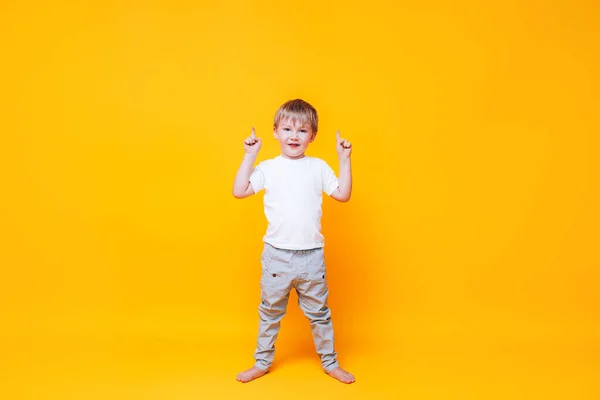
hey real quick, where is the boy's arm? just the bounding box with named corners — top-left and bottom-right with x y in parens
top-left (232, 128), bottom-right (261, 199)
top-left (233, 154), bottom-right (257, 198)
top-left (330, 130), bottom-right (352, 202)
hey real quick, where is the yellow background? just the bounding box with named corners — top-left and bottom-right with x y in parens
top-left (1, 0), bottom-right (598, 398)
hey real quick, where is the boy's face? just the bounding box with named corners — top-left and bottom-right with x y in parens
top-left (274, 118), bottom-right (316, 160)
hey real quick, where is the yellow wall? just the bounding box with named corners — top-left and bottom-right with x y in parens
top-left (1, 0), bottom-right (598, 398)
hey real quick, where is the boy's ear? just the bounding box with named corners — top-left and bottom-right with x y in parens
top-left (273, 127), bottom-right (279, 139)
top-left (309, 132), bottom-right (317, 142)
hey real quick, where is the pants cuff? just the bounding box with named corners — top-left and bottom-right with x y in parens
top-left (254, 362), bottom-right (270, 371)
top-left (323, 361), bottom-right (340, 373)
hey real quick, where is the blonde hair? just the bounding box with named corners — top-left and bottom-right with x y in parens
top-left (273, 99), bottom-right (319, 133)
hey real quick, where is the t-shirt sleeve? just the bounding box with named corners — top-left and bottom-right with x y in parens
top-left (321, 161), bottom-right (339, 196)
top-left (249, 164), bottom-right (266, 193)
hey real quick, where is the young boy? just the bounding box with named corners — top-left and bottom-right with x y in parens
top-left (232, 99), bottom-right (355, 384)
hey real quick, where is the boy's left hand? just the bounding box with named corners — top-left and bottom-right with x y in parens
top-left (336, 130), bottom-right (352, 159)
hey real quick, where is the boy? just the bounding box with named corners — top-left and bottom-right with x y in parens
top-left (232, 99), bottom-right (355, 384)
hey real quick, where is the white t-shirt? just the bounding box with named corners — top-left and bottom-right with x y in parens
top-left (249, 155), bottom-right (339, 250)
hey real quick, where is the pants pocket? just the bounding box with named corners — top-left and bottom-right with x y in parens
top-left (309, 247), bottom-right (326, 281)
top-left (261, 244), bottom-right (276, 271)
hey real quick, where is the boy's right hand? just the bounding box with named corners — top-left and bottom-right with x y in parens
top-left (244, 127), bottom-right (262, 155)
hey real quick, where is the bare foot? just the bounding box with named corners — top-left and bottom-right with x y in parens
top-left (236, 366), bottom-right (268, 383)
top-left (327, 367), bottom-right (355, 384)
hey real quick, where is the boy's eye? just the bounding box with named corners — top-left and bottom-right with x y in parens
top-left (300, 130), bottom-right (307, 133)
top-left (284, 128), bottom-right (291, 131)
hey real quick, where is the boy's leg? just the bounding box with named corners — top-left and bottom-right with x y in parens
top-left (254, 284), bottom-right (291, 370)
top-left (253, 245), bottom-right (293, 371)
top-left (295, 248), bottom-right (339, 373)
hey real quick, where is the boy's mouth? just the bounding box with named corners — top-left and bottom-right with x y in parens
top-left (288, 144), bottom-right (300, 148)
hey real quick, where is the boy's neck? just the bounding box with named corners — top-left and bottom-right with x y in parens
top-left (280, 153), bottom-right (307, 160)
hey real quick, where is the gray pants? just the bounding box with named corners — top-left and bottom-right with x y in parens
top-left (254, 243), bottom-right (339, 373)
